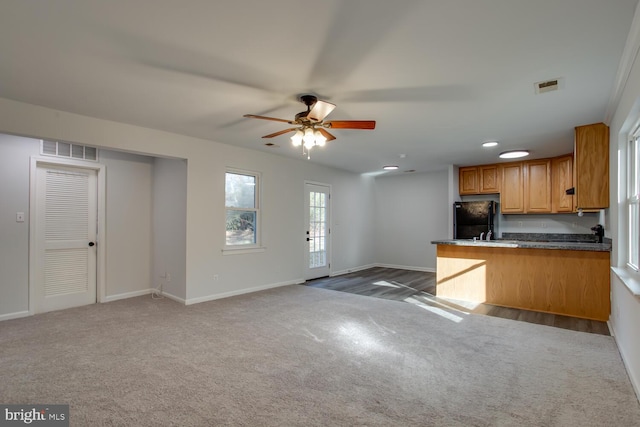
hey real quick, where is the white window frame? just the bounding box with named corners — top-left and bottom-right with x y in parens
top-left (628, 131), bottom-right (640, 271)
top-left (223, 168), bottom-right (265, 255)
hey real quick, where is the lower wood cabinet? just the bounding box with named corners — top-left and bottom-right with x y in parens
top-left (435, 245), bottom-right (610, 321)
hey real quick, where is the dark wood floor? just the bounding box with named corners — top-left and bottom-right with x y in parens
top-left (306, 267), bottom-right (610, 336)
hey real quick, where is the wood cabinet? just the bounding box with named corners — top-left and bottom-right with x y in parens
top-left (459, 166), bottom-right (479, 195)
top-left (574, 123), bottom-right (609, 209)
top-left (551, 154), bottom-right (574, 213)
top-left (499, 162), bottom-right (524, 213)
top-left (459, 165), bottom-right (500, 195)
top-left (479, 165), bottom-right (499, 193)
top-left (436, 244), bottom-right (610, 321)
top-left (459, 124), bottom-right (610, 213)
top-left (524, 159), bottom-right (552, 213)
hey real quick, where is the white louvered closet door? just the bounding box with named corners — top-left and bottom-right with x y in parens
top-left (35, 165), bottom-right (97, 313)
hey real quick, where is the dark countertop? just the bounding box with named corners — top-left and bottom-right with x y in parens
top-left (431, 239), bottom-right (611, 252)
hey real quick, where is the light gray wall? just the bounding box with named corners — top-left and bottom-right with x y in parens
top-left (99, 149), bottom-right (154, 299)
top-left (152, 157), bottom-right (187, 300)
top-left (608, 3), bottom-right (640, 397)
top-left (374, 170), bottom-right (449, 270)
top-left (497, 212), bottom-right (600, 235)
top-left (0, 97), bottom-right (377, 308)
top-left (0, 134), bottom-right (40, 317)
top-left (460, 194), bottom-right (601, 236)
top-left (0, 134), bottom-right (157, 317)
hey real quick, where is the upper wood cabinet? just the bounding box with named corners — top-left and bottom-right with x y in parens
top-left (459, 125), bottom-right (610, 213)
top-left (551, 154), bottom-right (574, 213)
top-left (524, 159), bottom-right (552, 213)
top-left (459, 166), bottom-right (479, 195)
top-left (500, 162), bottom-right (524, 213)
top-left (479, 165), bottom-right (500, 193)
top-left (459, 165), bottom-right (500, 195)
top-left (574, 123), bottom-right (609, 209)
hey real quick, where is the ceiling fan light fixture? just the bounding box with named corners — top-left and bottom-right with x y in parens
top-left (499, 150), bottom-right (530, 159)
top-left (291, 130), bottom-right (303, 147)
top-left (314, 129), bottom-right (327, 147)
top-left (243, 95), bottom-right (375, 158)
top-left (303, 127), bottom-right (315, 145)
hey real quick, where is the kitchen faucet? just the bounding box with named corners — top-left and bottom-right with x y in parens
top-left (486, 230), bottom-right (493, 240)
top-left (591, 224), bottom-right (604, 243)
top-left (479, 232), bottom-right (485, 240)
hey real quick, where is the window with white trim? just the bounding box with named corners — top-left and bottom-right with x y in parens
top-left (628, 132), bottom-right (640, 270)
top-left (225, 169), bottom-right (260, 248)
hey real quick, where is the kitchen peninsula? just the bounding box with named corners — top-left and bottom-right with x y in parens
top-left (431, 237), bottom-right (611, 321)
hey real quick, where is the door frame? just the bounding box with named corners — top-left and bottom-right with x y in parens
top-left (28, 156), bottom-right (106, 315)
top-left (304, 180), bottom-right (332, 280)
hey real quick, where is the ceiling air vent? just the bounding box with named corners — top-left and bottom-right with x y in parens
top-left (534, 78), bottom-right (562, 94)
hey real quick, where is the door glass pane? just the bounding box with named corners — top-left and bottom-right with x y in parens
top-left (309, 191), bottom-right (327, 268)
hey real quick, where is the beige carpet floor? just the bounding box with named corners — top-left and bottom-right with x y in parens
top-left (1, 284), bottom-right (639, 426)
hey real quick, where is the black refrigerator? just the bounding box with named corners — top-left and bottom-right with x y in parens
top-left (453, 201), bottom-right (496, 240)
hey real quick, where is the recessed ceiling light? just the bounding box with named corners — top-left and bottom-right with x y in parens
top-left (383, 165), bottom-right (399, 170)
top-left (482, 141), bottom-right (499, 148)
top-left (499, 150), bottom-right (530, 159)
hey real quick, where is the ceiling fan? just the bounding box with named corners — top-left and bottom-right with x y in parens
top-left (243, 95), bottom-right (375, 157)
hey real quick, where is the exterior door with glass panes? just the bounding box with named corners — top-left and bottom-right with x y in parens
top-left (305, 182), bottom-right (331, 280)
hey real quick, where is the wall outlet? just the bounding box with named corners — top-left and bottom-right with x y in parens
top-left (518, 221), bottom-right (523, 228)
top-left (166, 273), bottom-right (171, 282)
top-left (541, 222), bottom-right (547, 228)
top-left (213, 274), bottom-right (219, 281)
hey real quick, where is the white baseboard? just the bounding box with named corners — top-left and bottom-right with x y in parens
top-left (375, 263), bottom-right (436, 273)
top-left (611, 326), bottom-right (640, 403)
top-left (102, 289), bottom-right (187, 304)
top-left (102, 289), bottom-right (153, 303)
top-left (160, 291), bottom-right (186, 304)
top-left (331, 263), bottom-right (435, 277)
top-left (0, 310), bottom-right (30, 322)
top-left (331, 263), bottom-right (377, 277)
top-left (185, 278), bottom-right (303, 306)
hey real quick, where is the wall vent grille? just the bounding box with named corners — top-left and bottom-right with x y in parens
top-left (41, 140), bottom-right (98, 161)
top-left (534, 78), bottom-right (563, 94)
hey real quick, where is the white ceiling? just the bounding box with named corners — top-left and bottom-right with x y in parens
top-left (0, 0), bottom-right (637, 174)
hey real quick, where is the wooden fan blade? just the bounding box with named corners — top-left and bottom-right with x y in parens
top-left (325, 120), bottom-right (376, 130)
top-left (307, 100), bottom-right (336, 122)
top-left (318, 128), bottom-right (336, 141)
top-left (262, 128), bottom-right (297, 138)
top-left (243, 114), bottom-right (293, 124)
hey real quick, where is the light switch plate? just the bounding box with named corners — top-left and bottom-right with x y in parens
top-left (16, 212), bottom-right (25, 222)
